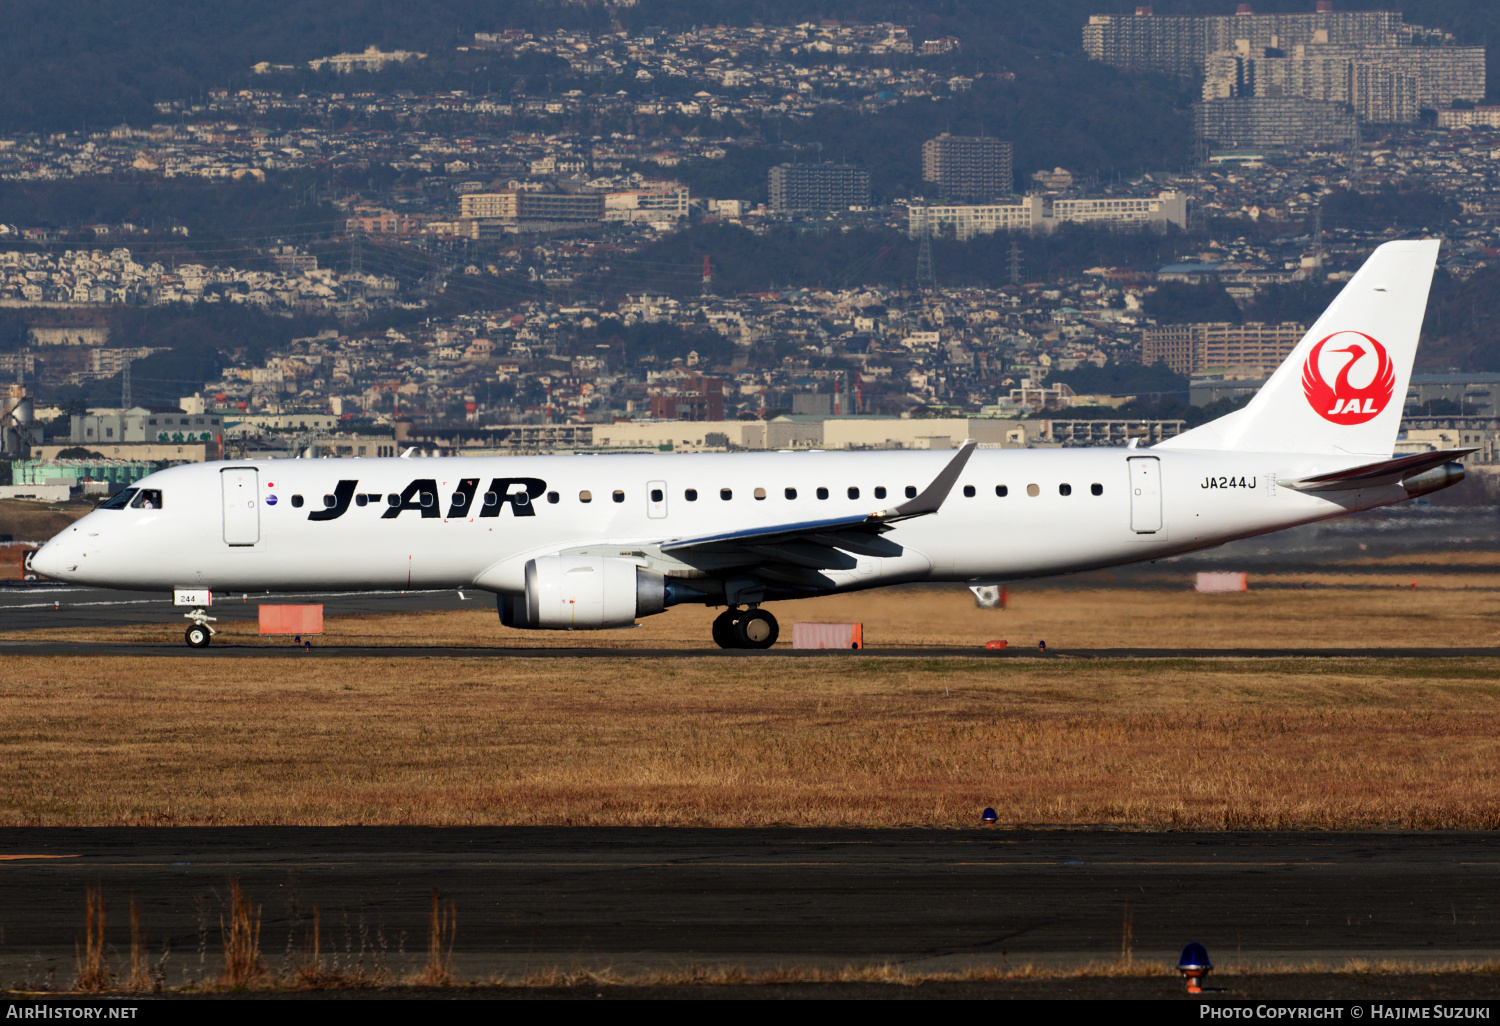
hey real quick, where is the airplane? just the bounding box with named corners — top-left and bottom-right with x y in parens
top-left (28, 239), bottom-right (1474, 650)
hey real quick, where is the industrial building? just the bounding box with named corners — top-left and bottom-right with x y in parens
top-left (921, 134), bottom-right (1013, 201)
top-left (768, 163), bottom-right (871, 213)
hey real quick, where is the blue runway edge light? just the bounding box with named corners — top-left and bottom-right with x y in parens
top-left (1178, 942), bottom-right (1212, 971)
top-left (981, 807), bottom-right (997, 823)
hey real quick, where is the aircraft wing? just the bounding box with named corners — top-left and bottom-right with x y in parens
top-left (1283, 447), bottom-right (1477, 492)
top-left (660, 441), bottom-right (977, 577)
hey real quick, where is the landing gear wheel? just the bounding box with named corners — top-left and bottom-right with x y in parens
top-left (185, 624), bottom-right (211, 648)
top-left (712, 609), bottom-right (740, 649)
top-left (733, 609), bottom-right (779, 650)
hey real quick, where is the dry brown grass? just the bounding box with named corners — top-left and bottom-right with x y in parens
top-left (7, 581), bottom-right (1500, 651)
top-left (0, 498), bottom-right (89, 542)
top-left (219, 879), bottom-right (265, 988)
top-left (413, 888), bottom-right (457, 987)
top-left (2, 648), bottom-right (1500, 829)
top-left (73, 885), bottom-right (109, 993)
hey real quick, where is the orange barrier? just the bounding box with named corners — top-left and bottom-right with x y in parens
top-left (1195, 572), bottom-right (1247, 593)
top-left (792, 622), bottom-right (863, 649)
top-left (258, 604), bottom-right (324, 635)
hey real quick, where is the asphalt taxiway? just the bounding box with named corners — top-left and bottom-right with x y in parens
top-left (2, 829), bottom-right (1499, 986)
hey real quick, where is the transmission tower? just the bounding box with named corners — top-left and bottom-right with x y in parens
top-left (121, 359), bottom-right (131, 409)
top-left (1008, 238), bottom-right (1023, 286)
top-left (1347, 120), bottom-right (1363, 193)
top-left (916, 229), bottom-right (936, 294)
top-left (701, 254), bottom-right (713, 297)
top-left (351, 232), bottom-right (362, 276)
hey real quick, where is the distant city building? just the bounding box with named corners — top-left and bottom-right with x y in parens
top-left (307, 46), bottom-right (427, 74)
top-left (1144, 322), bottom-right (1306, 376)
top-left (1084, 6), bottom-right (1408, 79)
top-left (516, 191), bottom-right (605, 224)
top-left (459, 192), bottom-right (519, 220)
top-left (604, 184), bottom-right (691, 222)
top-left (921, 134), bottom-right (1013, 201)
top-left (908, 192), bottom-right (1186, 240)
top-left (768, 163), bottom-right (871, 213)
top-left (1436, 106), bottom-right (1500, 128)
top-left (649, 373), bottom-right (725, 421)
top-left (1205, 43), bottom-right (1481, 121)
top-left (1194, 97), bottom-right (1357, 148)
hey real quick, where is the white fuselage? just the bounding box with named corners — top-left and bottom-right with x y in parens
top-left (32, 447), bottom-right (1405, 599)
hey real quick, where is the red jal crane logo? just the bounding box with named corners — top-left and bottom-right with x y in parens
top-left (1301, 331), bottom-right (1395, 425)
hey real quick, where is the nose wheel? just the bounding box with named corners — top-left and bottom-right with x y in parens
top-left (183, 608), bottom-right (217, 648)
top-left (712, 608), bottom-right (779, 650)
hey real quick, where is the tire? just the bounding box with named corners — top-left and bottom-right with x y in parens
top-left (734, 609), bottom-right (779, 650)
top-left (185, 625), bottom-right (211, 648)
top-left (711, 610), bottom-right (740, 649)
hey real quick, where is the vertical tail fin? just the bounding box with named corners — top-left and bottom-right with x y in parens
top-left (1157, 239), bottom-right (1438, 456)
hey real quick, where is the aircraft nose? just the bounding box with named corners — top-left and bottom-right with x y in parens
top-left (28, 540), bottom-right (70, 579)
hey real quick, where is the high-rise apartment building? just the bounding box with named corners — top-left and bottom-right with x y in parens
top-left (1194, 97), bottom-right (1357, 147)
top-left (1084, 5), bottom-right (1406, 79)
top-left (921, 134), bottom-right (1013, 201)
top-left (768, 163), bottom-right (871, 213)
top-left (1205, 43), bottom-right (1478, 121)
top-left (1142, 322), bottom-right (1306, 376)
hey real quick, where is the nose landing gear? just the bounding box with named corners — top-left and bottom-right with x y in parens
top-left (711, 607), bottom-right (779, 650)
top-left (183, 608), bottom-right (217, 648)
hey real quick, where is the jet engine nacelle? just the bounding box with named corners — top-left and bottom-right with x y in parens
top-left (497, 555), bottom-right (666, 630)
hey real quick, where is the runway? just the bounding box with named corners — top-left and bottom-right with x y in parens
top-left (2, 639), bottom-right (1497, 659)
top-left (2, 828), bottom-right (1499, 987)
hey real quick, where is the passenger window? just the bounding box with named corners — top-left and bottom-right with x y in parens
top-left (720, 488), bottom-right (732, 500)
top-left (754, 487), bottom-right (766, 500)
top-left (996, 485), bottom-right (1008, 497)
top-left (483, 491), bottom-right (498, 507)
top-left (905, 486), bottom-right (917, 499)
top-left (685, 489), bottom-right (698, 501)
top-left (651, 488), bottom-right (664, 502)
top-left (785, 487), bottom-right (797, 499)
top-left (323, 494), bottom-right (337, 508)
top-left (1091, 483), bottom-right (1103, 496)
top-left (1059, 484), bottom-right (1072, 496)
top-left (131, 489), bottom-right (162, 509)
top-left (847, 487), bottom-right (859, 499)
top-left (816, 487), bottom-right (829, 500)
top-left (98, 489), bottom-right (137, 510)
top-left (292, 494), bottom-right (305, 507)
top-left (355, 494), bottom-right (367, 507)
top-left (613, 490), bottom-right (625, 503)
top-left (874, 486), bottom-right (886, 499)
top-left (388, 494), bottom-right (401, 506)
top-left (420, 491), bottom-right (434, 507)
top-left (1026, 484), bottom-right (1040, 497)
top-left (962, 485), bottom-right (975, 498)
top-left (548, 492), bottom-right (559, 504)
top-left (579, 490), bottom-right (593, 503)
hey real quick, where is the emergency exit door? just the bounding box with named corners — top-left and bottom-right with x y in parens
top-left (1128, 457), bottom-right (1162, 534)
top-left (221, 468), bottom-right (261, 546)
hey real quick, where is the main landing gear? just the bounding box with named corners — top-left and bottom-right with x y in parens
top-left (712, 607), bottom-right (779, 650)
top-left (183, 608), bottom-right (217, 649)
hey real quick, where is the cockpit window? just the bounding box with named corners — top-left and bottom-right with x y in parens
top-left (99, 488), bottom-right (138, 510)
top-left (131, 489), bottom-right (163, 509)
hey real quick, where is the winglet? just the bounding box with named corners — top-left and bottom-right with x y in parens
top-left (869, 440), bottom-right (978, 523)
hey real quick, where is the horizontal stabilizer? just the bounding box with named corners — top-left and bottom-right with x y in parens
top-left (1283, 448), bottom-right (1477, 492)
